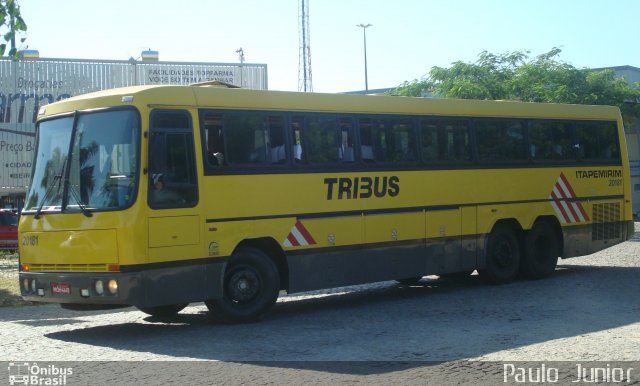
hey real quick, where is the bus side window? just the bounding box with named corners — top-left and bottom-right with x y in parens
top-left (359, 118), bottom-right (375, 162)
top-left (202, 113), bottom-right (225, 166)
top-left (291, 116), bottom-right (304, 164)
top-left (267, 115), bottom-right (287, 164)
top-left (365, 118), bottom-right (417, 163)
top-left (420, 119), bottom-right (471, 163)
top-left (529, 121), bottom-right (574, 161)
top-left (576, 121), bottom-right (620, 161)
top-left (305, 116), bottom-right (355, 164)
top-left (338, 118), bottom-right (355, 162)
top-left (476, 119), bottom-right (526, 162)
top-left (220, 113), bottom-right (287, 166)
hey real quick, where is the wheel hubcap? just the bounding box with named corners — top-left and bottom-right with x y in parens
top-left (495, 239), bottom-right (514, 269)
top-left (227, 266), bottom-right (260, 304)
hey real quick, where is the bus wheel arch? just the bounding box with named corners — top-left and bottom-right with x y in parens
top-left (479, 219), bottom-right (522, 284)
top-left (236, 237), bottom-right (289, 291)
top-left (519, 216), bottom-right (562, 279)
top-left (206, 243), bottom-right (282, 323)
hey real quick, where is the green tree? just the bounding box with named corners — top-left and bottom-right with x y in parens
top-left (0, 0), bottom-right (26, 57)
top-left (394, 48), bottom-right (640, 126)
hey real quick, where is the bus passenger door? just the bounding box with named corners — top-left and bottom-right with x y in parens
top-left (147, 110), bottom-right (200, 264)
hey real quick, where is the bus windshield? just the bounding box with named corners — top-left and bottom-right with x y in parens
top-left (24, 108), bottom-right (140, 214)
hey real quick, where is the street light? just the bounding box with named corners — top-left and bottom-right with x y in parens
top-left (356, 23), bottom-right (372, 91)
top-left (236, 48), bottom-right (245, 87)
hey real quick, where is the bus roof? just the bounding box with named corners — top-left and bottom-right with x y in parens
top-left (39, 84), bottom-right (622, 122)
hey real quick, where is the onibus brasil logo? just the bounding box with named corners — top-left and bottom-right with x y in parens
top-left (8, 363), bottom-right (72, 385)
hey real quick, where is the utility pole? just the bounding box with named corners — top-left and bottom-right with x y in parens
top-left (356, 23), bottom-right (372, 91)
top-left (298, 0), bottom-right (313, 92)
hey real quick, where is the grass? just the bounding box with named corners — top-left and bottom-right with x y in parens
top-left (0, 252), bottom-right (41, 307)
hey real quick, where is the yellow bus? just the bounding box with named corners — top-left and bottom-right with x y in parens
top-left (19, 84), bottom-right (634, 322)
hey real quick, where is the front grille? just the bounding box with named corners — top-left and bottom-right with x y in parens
top-left (592, 203), bottom-right (621, 241)
top-left (28, 264), bottom-right (109, 272)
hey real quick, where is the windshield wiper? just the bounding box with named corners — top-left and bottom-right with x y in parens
top-left (65, 180), bottom-right (92, 217)
top-left (34, 174), bottom-right (62, 219)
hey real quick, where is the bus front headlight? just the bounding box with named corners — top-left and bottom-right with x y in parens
top-left (107, 279), bottom-right (118, 295)
top-left (95, 280), bottom-right (104, 295)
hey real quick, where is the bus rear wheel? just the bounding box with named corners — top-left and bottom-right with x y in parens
top-left (479, 225), bottom-right (520, 284)
top-left (206, 247), bottom-right (280, 323)
top-left (138, 303), bottom-right (188, 317)
top-left (520, 222), bottom-right (559, 279)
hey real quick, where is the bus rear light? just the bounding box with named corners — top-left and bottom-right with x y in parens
top-left (22, 278), bottom-right (29, 292)
top-left (30, 279), bottom-right (36, 293)
top-left (107, 264), bottom-right (120, 272)
top-left (107, 279), bottom-right (118, 295)
top-left (22, 264), bottom-right (30, 272)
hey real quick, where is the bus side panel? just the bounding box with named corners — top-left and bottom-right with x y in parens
top-left (286, 243), bottom-right (426, 293)
top-left (137, 261), bottom-right (224, 307)
top-left (424, 208), bottom-right (461, 274)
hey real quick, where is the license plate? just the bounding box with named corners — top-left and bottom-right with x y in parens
top-left (51, 282), bottom-right (71, 295)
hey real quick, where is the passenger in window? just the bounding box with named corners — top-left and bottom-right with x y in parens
top-left (150, 173), bottom-right (182, 205)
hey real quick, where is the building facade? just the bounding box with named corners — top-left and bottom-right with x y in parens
top-left (0, 55), bottom-right (268, 208)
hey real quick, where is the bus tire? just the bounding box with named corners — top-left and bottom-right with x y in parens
top-left (520, 222), bottom-right (559, 279)
top-left (138, 303), bottom-right (188, 317)
top-left (206, 247), bottom-right (280, 323)
top-left (479, 225), bottom-right (520, 284)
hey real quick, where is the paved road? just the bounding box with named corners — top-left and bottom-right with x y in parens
top-left (1, 229), bottom-right (639, 384)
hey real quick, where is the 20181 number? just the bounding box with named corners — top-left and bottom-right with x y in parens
top-left (22, 235), bottom-right (38, 246)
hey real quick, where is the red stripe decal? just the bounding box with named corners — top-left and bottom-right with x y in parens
top-left (295, 221), bottom-right (316, 245)
top-left (287, 233), bottom-right (300, 247)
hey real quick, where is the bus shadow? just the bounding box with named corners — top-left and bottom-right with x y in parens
top-left (44, 263), bottom-right (640, 374)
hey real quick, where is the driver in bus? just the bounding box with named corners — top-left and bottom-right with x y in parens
top-left (150, 173), bottom-right (182, 205)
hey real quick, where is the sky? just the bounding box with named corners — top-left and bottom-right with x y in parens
top-left (17, 0), bottom-right (639, 93)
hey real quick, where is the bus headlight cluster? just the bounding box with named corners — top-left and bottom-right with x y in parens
top-left (95, 280), bottom-right (104, 295)
top-left (93, 279), bottom-right (118, 295)
top-left (22, 278), bottom-right (37, 293)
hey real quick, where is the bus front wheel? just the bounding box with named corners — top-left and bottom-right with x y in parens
top-left (479, 225), bottom-right (520, 284)
top-left (520, 222), bottom-right (559, 279)
top-left (206, 247), bottom-right (280, 323)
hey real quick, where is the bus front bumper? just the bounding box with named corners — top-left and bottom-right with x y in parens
top-left (20, 271), bottom-right (147, 308)
top-left (19, 261), bottom-right (224, 308)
